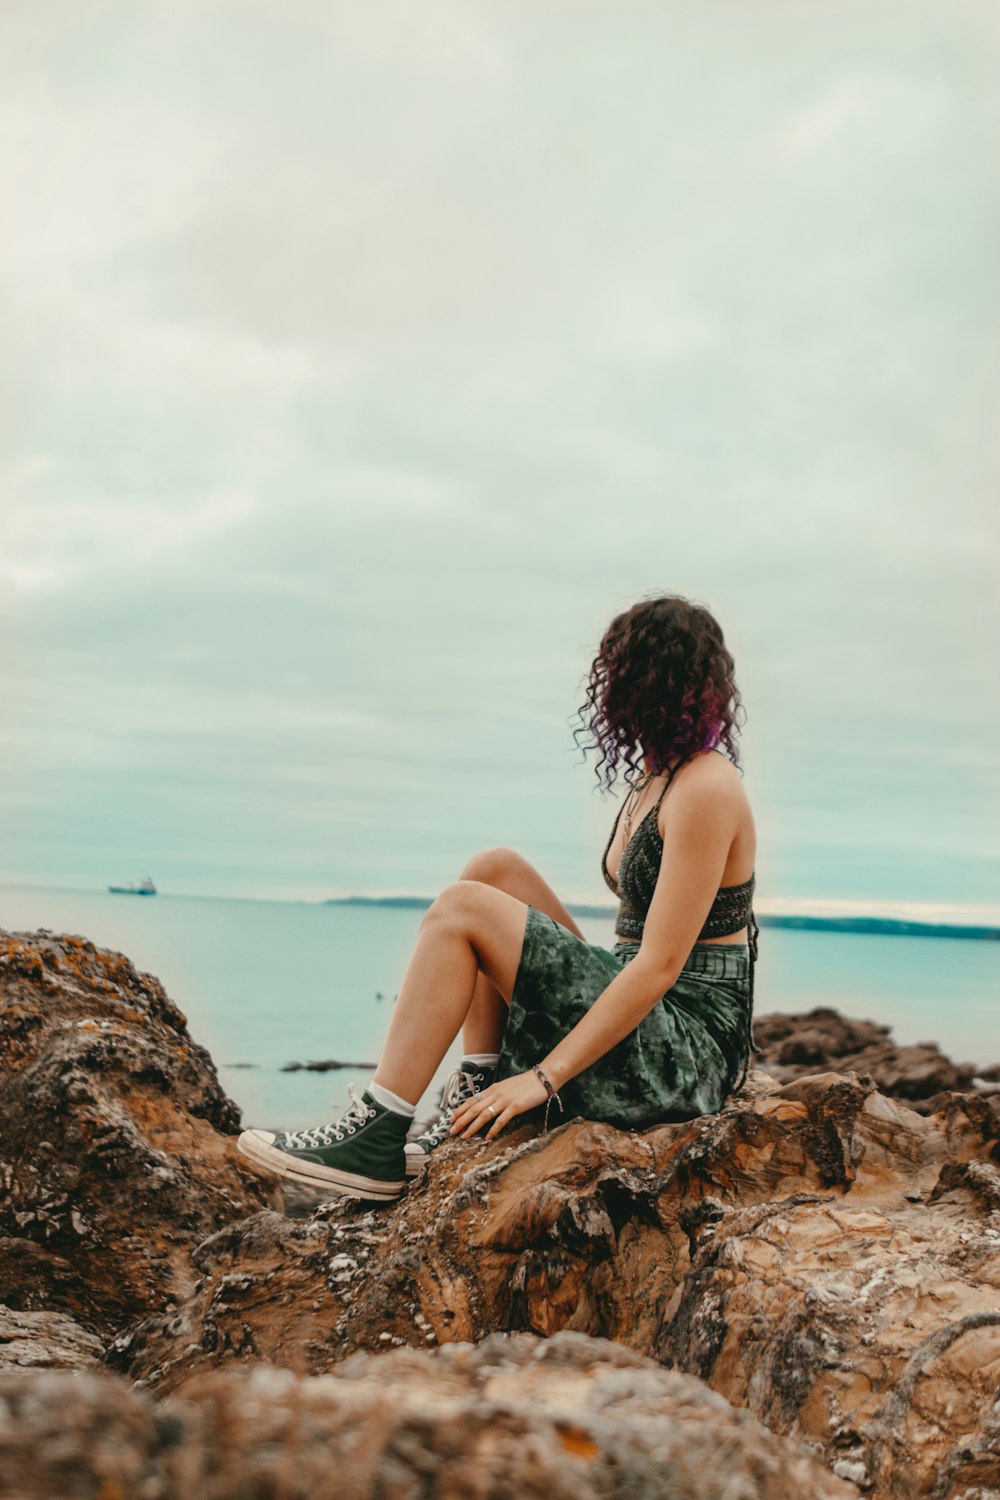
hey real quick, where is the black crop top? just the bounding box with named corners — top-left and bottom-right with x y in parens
top-left (601, 754), bottom-right (756, 942)
top-left (600, 751), bottom-right (762, 1082)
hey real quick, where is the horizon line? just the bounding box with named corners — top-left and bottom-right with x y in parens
top-left (321, 891), bottom-right (1000, 928)
top-left (3, 879), bottom-right (1000, 929)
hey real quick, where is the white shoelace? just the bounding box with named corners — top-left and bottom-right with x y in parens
top-left (446, 1067), bottom-right (484, 1109)
top-left (419, 1068), bottom-right (484, 1145)
top-left (283, 1083), bottom-right (374, 1150)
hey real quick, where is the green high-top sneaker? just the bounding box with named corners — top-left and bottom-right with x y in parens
top-left (404, 1061), bottom-right (497, 1177)
top-left (237, 1084), bottom-right (408, 1201)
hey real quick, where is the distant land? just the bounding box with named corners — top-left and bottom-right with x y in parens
top-left (322, 896), bottom-right (1000, 941)
top-left (325, 895), bottom-right (432, 909)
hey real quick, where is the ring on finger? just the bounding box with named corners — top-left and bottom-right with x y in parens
top-left (486, 1104), bottom-right (496, 1117)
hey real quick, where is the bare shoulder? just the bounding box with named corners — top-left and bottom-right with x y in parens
top-left (675, 749), bottom-right (745, 793)
top-left (662, 750), bottom-right (752, 828)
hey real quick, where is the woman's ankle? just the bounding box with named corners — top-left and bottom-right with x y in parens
top-left (368, 1080), bottom-right (417, 1117)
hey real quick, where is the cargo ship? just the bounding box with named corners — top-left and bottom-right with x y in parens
top-left (108, 876), bottom-right (157, 896)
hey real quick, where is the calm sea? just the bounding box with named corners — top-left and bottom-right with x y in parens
top-left (2, 884), bottom-right (997, 1132)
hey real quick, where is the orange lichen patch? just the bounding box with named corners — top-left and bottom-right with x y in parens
top-left (556, 1423), bottom-right (599, 1460)
top-left (0, 940), bottom-right (47, 978)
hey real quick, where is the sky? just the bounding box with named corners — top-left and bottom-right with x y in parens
top-left (2, 0), bottom-right (998, 916)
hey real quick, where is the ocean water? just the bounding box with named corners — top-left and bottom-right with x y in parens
top-left (1, 883), bottom-right (998, 1132)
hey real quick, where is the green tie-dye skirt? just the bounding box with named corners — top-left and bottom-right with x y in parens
top-left (495, 903), bottom-right (754, 1129)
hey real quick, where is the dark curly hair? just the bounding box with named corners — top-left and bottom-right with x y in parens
top-left (570, 593), bottom-right (746, 794)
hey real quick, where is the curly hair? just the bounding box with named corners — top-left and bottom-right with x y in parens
top-left (570, 593), bottom-right (746, 794)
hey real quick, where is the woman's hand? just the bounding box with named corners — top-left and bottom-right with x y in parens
top-left (449, 1070), bottom-right (548, 1143)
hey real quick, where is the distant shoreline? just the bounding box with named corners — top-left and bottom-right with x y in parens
top-left (322, 895), bottom-right (1000, 941)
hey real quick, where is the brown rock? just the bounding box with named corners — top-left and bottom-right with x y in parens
top-left (0, 1367), bottom-right (172, 1498)
top-left (0, 1332), bottom-right (858, 1499)
top-left (752, 1007), bottom-right (997, 1112)
top-left (119, 1071), bottom-right (1000, 1497)
top-left (5, 929), bottom-right (998, 1498)
top-left (0, 1304), bottom-right (104, 1371)
top-left (0, 929), bottom-right (278, 1343)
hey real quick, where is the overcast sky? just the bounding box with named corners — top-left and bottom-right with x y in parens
top-left (2, 0), bottom-right (998, 916)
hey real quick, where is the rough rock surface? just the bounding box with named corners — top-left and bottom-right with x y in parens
top-left (753, 1006), bottom-right (999, 1112)
top-left (0, 1331), bottom-right (858, 1500)
top-left (0, 1304), bottom-right (104, 1372)
top-left (4, 927), bottom-right (999, 1499)
top-left (0, 928), bottom-right (278, 1346)
top-left (119, 1071), bottom-right (1000, 1499)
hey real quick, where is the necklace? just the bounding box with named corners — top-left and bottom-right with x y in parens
top-left (622, 769), bottom-right (656, 844)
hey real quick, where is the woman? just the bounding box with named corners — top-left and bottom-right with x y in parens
top-left (237, 593), bottom-right (759, 1202)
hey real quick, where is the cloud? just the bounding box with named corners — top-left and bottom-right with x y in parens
top-left (773, 81), bottom-right (874, 163)
top-left (2, 488), bottom-right (258, 595)
top-left (1, 0), bottom-right (998, 904)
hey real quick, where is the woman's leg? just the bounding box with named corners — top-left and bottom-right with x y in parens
top-left (237, 865), bottom-right (576, 1197)
top-left (372, 879), bottom-right (531, 1105)
top-left (455, 847), bottom-right (585, 1056)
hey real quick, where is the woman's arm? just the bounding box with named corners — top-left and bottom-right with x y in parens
top-left (452, 754), bottom-right (741, 1140)
top-left (538, 755), bottom-right (738, 1089)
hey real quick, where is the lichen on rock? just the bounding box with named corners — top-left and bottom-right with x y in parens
top-left (0, 927), bottom-right (278, 1351)
top-left (2, 926), bottom-right (999, 1499)
top-left (119, 1075), bottom-right (1000, 1497)
top-left (0, 1331), bottom-right (860, 1500)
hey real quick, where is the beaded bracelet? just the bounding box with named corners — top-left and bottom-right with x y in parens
top-left (532, 1064), bottom-right (564, 1133)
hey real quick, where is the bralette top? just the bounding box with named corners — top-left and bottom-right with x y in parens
top-left (600, 753), bottom-right (757, 947)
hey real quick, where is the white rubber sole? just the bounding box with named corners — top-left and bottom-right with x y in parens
top-left (237, 1129), bottom-right (405, 1202)
top-left (403, 1144), bottom-right (428, 1178)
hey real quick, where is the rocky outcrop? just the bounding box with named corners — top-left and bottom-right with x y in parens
top-left (116, 1072), bottom-right (1000, 1498)
top-left (3, 927), bottom-right (999, 1498)
top-left (0, 1332), bottom-right (859, 1499)
top-left (0, 1305), bottom-right (104, 1372)
top-left (0, 928), bottom-right (278, 1348)
top-left (753, 1006), bottom-right (998, 1112)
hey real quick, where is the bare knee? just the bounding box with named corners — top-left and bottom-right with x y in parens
top-left (422, 879), bottom-right (486, 930)
top-left (459, 846), bottom-right (524, 888)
